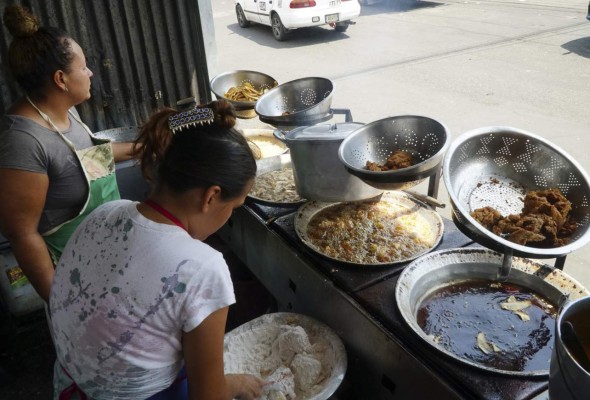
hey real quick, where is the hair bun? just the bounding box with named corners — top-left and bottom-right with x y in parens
top-left (209, 99), bottom-right (237, 129)
top-left (3, 5), bottom-right (39, 38)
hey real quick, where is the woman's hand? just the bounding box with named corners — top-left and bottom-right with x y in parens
top-left (184, 308), bottom-right (265, 400)
top-left (111, 142), bottom-right (138, 163)
top-left (226, 373), bottom-right (264, 400)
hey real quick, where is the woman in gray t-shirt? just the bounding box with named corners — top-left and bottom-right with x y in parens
top-left (0, 5), bottom-right (135, 302)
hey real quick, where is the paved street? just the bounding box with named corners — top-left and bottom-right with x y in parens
top-left (212, 0), bottom-right (590, 287)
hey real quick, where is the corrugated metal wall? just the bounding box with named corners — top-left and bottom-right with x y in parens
top-left (0, 0), bottom-right (213, 131)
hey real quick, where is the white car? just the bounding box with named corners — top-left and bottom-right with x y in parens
top-left (235, 0), bottom-right (361, 41)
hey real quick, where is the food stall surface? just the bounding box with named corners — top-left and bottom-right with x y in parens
top-left (0, 189), bottom-right (562, 400)
top-left (215, 195), bottom-right (564, 399)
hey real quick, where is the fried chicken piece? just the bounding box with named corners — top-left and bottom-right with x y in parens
top-left (365, 150), bottom-right (414, 171)
top-left (385, 150), bottom-right (413, 170)
top-left (366, 161), bottom-right (382, 171)
top-left (508, 228), bottom-right (546, 245)
top-left (523, 189), bottom-right (571, 228)
top-left (471, 206), bottom-right (503, 230)
top-left (471, 187), bottom-right (575, 247)
top-left (491, 214), bottom-right (522, 235)
top-left (559, 218), bottom-right (578, 238)
top-left (516, 214), bottom-right (545, 233)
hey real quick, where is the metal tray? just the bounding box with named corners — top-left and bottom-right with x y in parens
top-left (223, 312), bottom-right (347, 400)
top-left (395, 248), bottom-right (590, 377)
top-left (294, 191), bottom-right (444, 267)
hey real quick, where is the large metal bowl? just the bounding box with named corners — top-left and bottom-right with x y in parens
top-left (223, 312), bottom-right (347, 400)
top-left (255, 77), bottom-right (334, 126)
top-left (210, 70), bottom-right (278, 118)
top-left (395, 248), bottom-right (589, 377)
top-left (93, 126), bottom-right (138, 142)
top-left (241, 128), bottom-right (289, 160)
top-left (338, 115), bottom-right (450, 190)
top-left (443, 126), bottom-right (590, 259)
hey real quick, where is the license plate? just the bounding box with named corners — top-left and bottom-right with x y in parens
top-left (325, 13), bottom-right (339, 23)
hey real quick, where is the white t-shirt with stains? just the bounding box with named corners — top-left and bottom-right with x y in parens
top-left (50, 200), bottom-right (235, 399)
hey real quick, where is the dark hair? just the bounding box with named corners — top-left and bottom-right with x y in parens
top-left (134, 100), bottom-right (257, 201)
top-left (3, 5), bottom-right (74, 96)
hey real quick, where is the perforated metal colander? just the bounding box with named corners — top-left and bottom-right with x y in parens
top-left (338, 115), bottom-right (450, 190)
top-left (444, 126), bottom-right (590, 258)
top-left (255, 77), bottom-right (334, 126)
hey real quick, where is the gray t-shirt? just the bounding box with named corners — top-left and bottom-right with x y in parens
top-left (0, 114), bottom-right (94, 233)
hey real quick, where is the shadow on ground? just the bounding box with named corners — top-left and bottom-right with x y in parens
top-left (561, 36), bottom-right (590, 59)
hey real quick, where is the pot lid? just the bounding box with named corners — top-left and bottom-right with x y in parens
top-left (284, 122), bottom-right (363, 141)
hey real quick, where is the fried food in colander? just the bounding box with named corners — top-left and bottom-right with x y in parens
top-left (471, 188), bottom-right (576, 247)
top-left (366, 150), bottom-right (414, 171)
top-left (224, 81), bottom-right (271, 102)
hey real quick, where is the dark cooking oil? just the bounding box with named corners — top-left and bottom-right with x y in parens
top-left (417, 280), bottom-right (557, 372)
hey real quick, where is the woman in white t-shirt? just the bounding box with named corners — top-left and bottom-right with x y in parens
top-left (49, 100), bottom-right (264, 400)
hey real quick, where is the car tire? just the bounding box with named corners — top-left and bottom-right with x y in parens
top-left (271, 13), bottom-right (288, 41)
top-left (334, 23), bottom-right (349, 33)
top-left (236, 4), bottom-right (250, 28)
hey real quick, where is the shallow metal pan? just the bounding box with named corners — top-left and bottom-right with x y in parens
top-left (294, 191), bottom-right (444, 267)
top-left (247, 154), bottom-right (307, 207)
top-left (395, 248), bottom-right (589, 376)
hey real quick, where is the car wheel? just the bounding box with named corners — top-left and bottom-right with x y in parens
top-left (236, 4), bottom-right (250, 28)
top-left (271, 13), bottom-right (288, 41)
top-left (334, 23), bottom-right (349, 33)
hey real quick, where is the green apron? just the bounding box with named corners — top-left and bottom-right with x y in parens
top-left (27, 97), bottom-right (121, 263)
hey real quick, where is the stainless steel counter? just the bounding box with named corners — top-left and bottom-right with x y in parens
top-left (218, 202), bottom-right (550, 399)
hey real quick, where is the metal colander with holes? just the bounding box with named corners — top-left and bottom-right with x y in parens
top-left (210, 70), bottom-right (278, 119)
top-left (337, 115), bottom-right (450, 190)
top-left (254, 77), bottom-right (334, 126)
top-left (443, 126), bottom-right (590, 259)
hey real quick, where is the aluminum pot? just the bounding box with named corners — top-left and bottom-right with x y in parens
top-left (549, 296), bottom-right (590, 400)
top-left (274, 122), bottom-right (383, 202)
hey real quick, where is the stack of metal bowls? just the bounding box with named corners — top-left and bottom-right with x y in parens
top-left (255, 77), bottom-right (335, 129)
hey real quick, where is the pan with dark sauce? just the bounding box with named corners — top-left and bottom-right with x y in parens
top-left (417, 280), bottom-right (557, 372)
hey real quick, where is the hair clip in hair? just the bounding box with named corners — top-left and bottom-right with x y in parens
top-left (168, 107), bottom-right (214, 134)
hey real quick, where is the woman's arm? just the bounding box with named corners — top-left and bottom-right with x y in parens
top-left (0, 169), bottom-right (54, 302)
top-left (111, 142), bottom-right (136, 163)
top-left (182, 307), bottom-right (264, 400)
